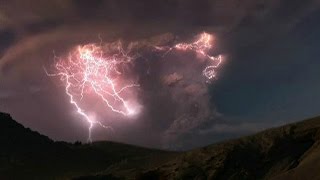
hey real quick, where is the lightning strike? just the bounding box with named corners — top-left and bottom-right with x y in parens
top-left (46, 32), bottom-right (223, 142)
top-left (174, 32), bottom-right (223, 80)
top-left (153, 32), bottom-right (223, 80)
top-left (45, 43), bottom-right (139, 142)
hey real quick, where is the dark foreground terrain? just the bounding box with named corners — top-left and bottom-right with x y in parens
top-left (1, 112), bottom-right (320, 179)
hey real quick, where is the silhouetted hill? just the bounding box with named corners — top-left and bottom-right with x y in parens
top-left (0, 113), bottom-right (59, 155)
top-left (138, 116), bottom-right (320, 180)
top-left (0, 112), bottom-right (176, 179)
top-left (1, 112), bottom-right (320, 179)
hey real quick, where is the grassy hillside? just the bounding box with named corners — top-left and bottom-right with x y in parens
top-left (138, 117), bottom-right (320, 180)
top-left (1, 112), bottom-right (320, 179)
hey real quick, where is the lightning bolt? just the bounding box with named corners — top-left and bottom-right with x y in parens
top-left (46, 32), bottom-right (223, 142)
top-left (45, 43), bottom-right (139, 142)
top-left (154, 32), bottom-right (223, 80)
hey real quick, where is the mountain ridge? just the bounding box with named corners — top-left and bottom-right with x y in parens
top-left (139, 116), bottom-right (320, 179)
top-left (1, 111), bottom-right (320, 179)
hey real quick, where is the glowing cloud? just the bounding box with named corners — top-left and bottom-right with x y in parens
top-left (154, 32), bottom-right (223, 80)
top-left (46, 32), bottom-right (223, 142)
top-left (45, 43), bottom-right (139, 141)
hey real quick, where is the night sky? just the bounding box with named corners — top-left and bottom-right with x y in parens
top-left (1, 0), bottom-right (320, 150)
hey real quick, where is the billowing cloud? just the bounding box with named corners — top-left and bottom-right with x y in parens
top-left (0, 0), bottom-right (319, 150)
top-left (162, 72), bottom-right (183, 86)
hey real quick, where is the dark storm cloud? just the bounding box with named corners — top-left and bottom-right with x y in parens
top-left (1, 0), bottom-right (320, 149)
top-left (0, 29), bottom-right (15, 56)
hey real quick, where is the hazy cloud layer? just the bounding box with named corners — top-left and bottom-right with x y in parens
top-left (0, 0), bottom-right (319, 149)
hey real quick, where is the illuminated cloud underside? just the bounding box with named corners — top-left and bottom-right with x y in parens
top-left (46, 32), bottom-right (223, 142)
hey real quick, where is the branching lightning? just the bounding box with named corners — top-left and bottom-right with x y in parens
top-left (45, 43), bottom-right (139, 142)
top-left (154, 32), bottom-right (223, 80)
top-left (175, 32), bottom-right (222, 80)
top-left (46, 32), bottom-right (223, 142)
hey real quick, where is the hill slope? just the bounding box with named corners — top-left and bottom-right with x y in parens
top-left (1, 112), bottom-right (320, 179)
top-left (0, 112), bottom-right (176, 179)
top-left (139, 117), bottom-right (320, 180)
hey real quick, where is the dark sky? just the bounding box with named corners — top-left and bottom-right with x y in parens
top-left (1, 0), bottom-right (320, 150)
